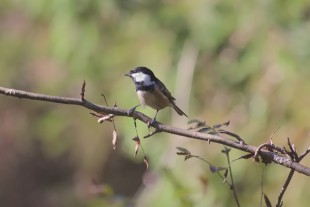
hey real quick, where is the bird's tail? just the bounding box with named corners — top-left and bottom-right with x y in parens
top-left (171, 103), bottom-right (188, 117)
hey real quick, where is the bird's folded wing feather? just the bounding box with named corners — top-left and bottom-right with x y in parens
top-left (156, 79), bottom-right (176, 101)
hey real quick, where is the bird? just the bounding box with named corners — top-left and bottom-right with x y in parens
top-left (125, 66), bottom-right (188, 124)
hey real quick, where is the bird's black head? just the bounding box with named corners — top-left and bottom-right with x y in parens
top-left (125, 66), bottom-right (157, 90)
top-left (126, 66), bottom-right (156, 79)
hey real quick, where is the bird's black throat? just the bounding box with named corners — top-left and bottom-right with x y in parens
top-left (134, 81), bottom-right (155, 91)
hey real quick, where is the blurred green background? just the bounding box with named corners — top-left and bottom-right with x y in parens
top-left (1, 0), bottom-right (310, 206)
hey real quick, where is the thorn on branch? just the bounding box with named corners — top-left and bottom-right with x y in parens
top-left (143, 128), bottom-right (160, 139)
top-left (81, 80), bottom-right (86, 101)
top-left (232, 153), bottom-right (254, 163)
top-left (287, 137), bottom-right (298, 161)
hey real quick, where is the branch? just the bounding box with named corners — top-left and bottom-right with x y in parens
top-left (276, 169), bottom-right (295, 207)
top-left (1, 86), bottom-right (310, 176)
top-left (276, 141), bottom-right (310, 206)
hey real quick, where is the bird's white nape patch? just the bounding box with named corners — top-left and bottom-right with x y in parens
top-left (131, 72), bottom-right (154, 86)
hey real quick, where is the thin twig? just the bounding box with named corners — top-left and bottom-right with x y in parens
top-left (190, 155), bottom-right (231, 187)
top-left (259, 166), bottom-right (265, 207)
top-left (287, 137), bottom-right (298, 160)
top-left (276, 169), bottom-right (295, 207)
top-left (275, 142), bottom-right (310, 206)
top-left (1, 86), bottom-right (310, 176)
top-left (101, 94), bottom-right (117, 130)
top-left (132, 119), bottom-right (148, 169)
top-left (223, 147), bottom-right (240, 207)
top-left (143, 128), bottom-right (161, 138)
top-left (299, 147), bottom-right (310, 161)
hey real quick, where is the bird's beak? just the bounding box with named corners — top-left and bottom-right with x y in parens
top-left (124, 73), bottom-right (131, 77)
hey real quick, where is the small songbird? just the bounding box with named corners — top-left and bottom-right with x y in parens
top-left (125, 66), bottom-right (188, 124)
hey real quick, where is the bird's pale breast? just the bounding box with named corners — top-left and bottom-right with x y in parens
top-left (137, 87), bottom-right (171, 110)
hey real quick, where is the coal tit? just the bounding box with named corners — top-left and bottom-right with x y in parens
top-left (125, 66), bottom-right (188, 123)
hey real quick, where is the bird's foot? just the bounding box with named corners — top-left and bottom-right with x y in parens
top-left (150, 117), bottom-right (157, 125)
top-left (128, 105), bottom-right (139, 116)
top-left (147, 117), bottom-right (158, 128)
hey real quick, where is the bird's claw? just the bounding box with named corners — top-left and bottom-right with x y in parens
top-left (150, 118), bottom-right (157, 126)
top-left (147, 118), bottom-right (158, 128)
top-left (128, 106), bottom-right (137, 116)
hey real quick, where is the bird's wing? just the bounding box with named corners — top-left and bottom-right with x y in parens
top-left (156, 79), bottom-right (176, 102)
top-left (156, 79), bottom-right (188, 117)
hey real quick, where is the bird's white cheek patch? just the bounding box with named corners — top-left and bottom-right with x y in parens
top-left (132, 72), bottom-right (154, 86)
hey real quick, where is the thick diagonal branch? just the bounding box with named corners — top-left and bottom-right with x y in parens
top-left (1, 86), bottom-right (310, 176)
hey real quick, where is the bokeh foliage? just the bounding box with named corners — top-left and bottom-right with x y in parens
top-left (1, 0), bottom-right (310, 206)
